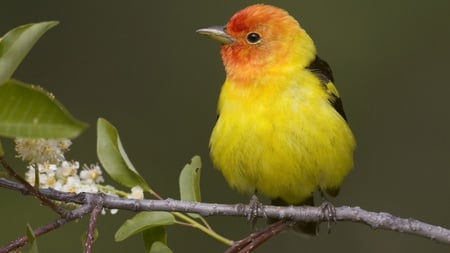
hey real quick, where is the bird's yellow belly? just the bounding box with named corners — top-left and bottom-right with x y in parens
top-left (210, 93), bottom-right (355, 204)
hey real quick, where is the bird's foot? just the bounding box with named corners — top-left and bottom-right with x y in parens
top-left (247, 194), bottom-right (265, 228)
top-left (320, 201), bottom-right (337, 233)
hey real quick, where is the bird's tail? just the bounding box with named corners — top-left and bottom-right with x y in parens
top-left (270, 196), bottom-right (318, 236)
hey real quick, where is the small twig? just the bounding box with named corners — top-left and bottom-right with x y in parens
top-left (225, 220), bottom-right (290, 253)
top-left (0, 156), bottom-right (69, 216)
top-left (84, 196), bottom-right (103, 253)
top-left (239, 221), bottom-right (290, 252)
top-left (0, 217), bottom-right (70, 253)
top-left (0, 195), bottom-right (94, 253)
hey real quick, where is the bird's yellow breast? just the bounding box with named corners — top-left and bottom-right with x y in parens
top-left (209, 70), bottom-right (355, 204)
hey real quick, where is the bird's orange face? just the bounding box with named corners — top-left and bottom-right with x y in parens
top-left (197, 4), bottom-right (315, 83)
top-left (221, 4), bottom-right (303, 81)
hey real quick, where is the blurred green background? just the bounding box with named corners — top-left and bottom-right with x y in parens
top-left (1, 1), bottom-right (449, 252)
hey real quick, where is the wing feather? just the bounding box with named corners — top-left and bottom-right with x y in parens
top-left (306, 56), bottom-right (348, 121)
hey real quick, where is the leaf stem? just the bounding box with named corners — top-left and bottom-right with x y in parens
top-left (172, 211), bottom-right (233, 245)
top-left (97, 184), bottom-right (129, 197)
top-left (146, 188), bottom-right (232, 245)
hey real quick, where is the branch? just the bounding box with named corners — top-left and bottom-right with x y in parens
top-left (0, 156), bottom-right (69, 216)
top-left (1, 177), bottom-right (449, 245)
top-left (0, 201), bottom-right (94, 253)
top-left (0, 217), bottom-right (70, 253)
top-left (84, 198), bottom-right (103, 253)
top-left (225, 220), bottom-right (291, 253)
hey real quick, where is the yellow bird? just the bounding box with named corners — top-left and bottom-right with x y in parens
top-left (197, 4), bottom-right (355, 234)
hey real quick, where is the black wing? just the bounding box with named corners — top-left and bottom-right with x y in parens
top-left (306, 56), bottom-right (348, 121)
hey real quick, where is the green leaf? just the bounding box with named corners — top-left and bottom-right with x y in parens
top-left (150, 242), bottom-right (172, 253)
top-left (0, 79), bottom-right (87, 138)
top-left (115, 211), bottom-right (175, 242)
top-left (179, 155), bottom-right (202, 202)
top-left (179, 156), bottom-right (202, 219)
top-left (97, 118), bottom-right (151, 191)
top-left (26, 224), bottom-right (39, 253)
top-left (0, 21), bottom-right (58, 85)
top-left (142, 226), bottom-right (167, 252)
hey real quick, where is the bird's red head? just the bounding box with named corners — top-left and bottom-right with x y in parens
top-left (197, 4), bottom-right (316, 83)
top-left (221, 4), bottom-right (315, 83)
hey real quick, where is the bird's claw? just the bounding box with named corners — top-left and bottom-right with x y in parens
top-left (247, 194), bottom-right (265, 228)
top-left (320, 201), bottom-right (336, 233)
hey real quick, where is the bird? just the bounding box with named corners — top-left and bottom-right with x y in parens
top-left (197, 4), bottom-right (355, 235)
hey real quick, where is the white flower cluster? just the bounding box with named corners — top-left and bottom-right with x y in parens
top-left (15, 138), bottom-right (144, 214)
top-left (24, 161), bottom-right (104, 193)
top-left (15, 138), bottom-right (71, 164)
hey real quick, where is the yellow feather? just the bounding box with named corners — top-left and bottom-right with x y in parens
top-left (210, 69), bottom-right (355, 204)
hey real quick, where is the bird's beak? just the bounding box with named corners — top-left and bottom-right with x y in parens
top-left (196, 26), bottom-right (234, 45)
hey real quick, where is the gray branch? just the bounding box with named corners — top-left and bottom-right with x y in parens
top-left (1, 177), bottom-right (449, 244)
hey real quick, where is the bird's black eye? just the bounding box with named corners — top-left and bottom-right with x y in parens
top-left (246, 32), bottom-right (262, 44)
